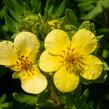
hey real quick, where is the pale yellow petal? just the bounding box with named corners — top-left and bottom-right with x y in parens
top-left (54, 66), bottom-right (79, 92)
top-left (0, 41), bottom-right (17, 66)
top-left (20, 65), bottom-right (47, 94)
top-left (39, 51), bottom-right (62, 72)
top-left (45, 29), bottom-right (70, 55)
top-left (71, 29), bottom-right (97, 55)
top-left (14, 31), bottom-right (40, 63)
top-left (81, 55), bottom-right (103, 80)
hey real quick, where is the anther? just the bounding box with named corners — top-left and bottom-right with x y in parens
top-left (26, 57), bottom-right (28, 59)
top-left (21, 55), bottom-right (24, 58)
top-left (71, 48), bottom-right (74, 51)
top-left (16, 61), bottom-right (19, 64)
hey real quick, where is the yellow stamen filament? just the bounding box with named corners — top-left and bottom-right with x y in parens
top-left (59, 46), bottom-right (84, 74)
top-left (16, 55), bottom-right (32, 72)
top-left (16, 55), bottom-right (36, 80)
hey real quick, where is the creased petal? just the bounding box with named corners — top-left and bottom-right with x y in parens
top-left (0, 41), bottom-right (17, 66)
top-left (81, 55), bottom-right (103, 80)
top-left (71, 29), bottom-right (97, 55)
top-left (14, 31), bottom-right (40, 63)
top-left (19, 65), bottom-right (47, 94)
top-left (45, 29), bottom-right (70, 55)
top-left (39, 51), bottom-right (62, 72)
top-left (54, 66), bottom-right (79, 92)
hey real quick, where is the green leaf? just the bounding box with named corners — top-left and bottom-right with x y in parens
top-left (13, 93), bottom-right (37, 105)
top-left (79, 21), bottom-right (95, 33)
top-left (94, 71), bottom-right (107, 83)
top-left (96, 35), bottom-right (104, 41)
top-left (5, 0), bottom-right (29, 21)
top-left (35, 107), bottom-right (40, 109)
top-left (5, 0), bottom-right (27, 15)
top-left (80, 76), bottom-right (93, 85)
top-left (72, 105), bottom-right (77, 109)
top-left (99, 28), bottom-right (109, 33)
top-left (9, 10), bottom-right (22, 22)
top-left (55, 0), bottom-right (66, 18)
top-left (0, 7), bottom-right (6, 19)
top-left (44, 0), bottom-right (56, 20)
top-left (82, 1), bottom-right (103, 20)
top-left (79, 89), bottom-right (89, 106)
top-left (65, 9), bottom-right (79, 26)
top-left (73, 84), bottom-right (81, 101)
top-left (103, 62), bottom-right (109, 71)
top-left (64, 24), bottom-right (78, 39)
top-left (0, 95), bottom-right (6, 104)
top-left (64, 25), bottom-right (77, 30)
top-left (47, 5), bottom-right (54, 16)
top-left (5, 15), bottom-right (17, 33)
top-left (30, 0), bottom-right (41, 13)
top-left (37, 91), bottom-right (49, 104)
top-left (89, 23), bottom-right (96, 33)
top-left (83, 89), bottom-right (89, 98)
top-left (102, 0), bottom-right (109, 8)
top-left (79, 21), bottom-right (90, 29)
top-left (0, 66), bottom-right (7, 77)
top-left (0, 94), bottom-right (10, 109)
top-left (12, 72), bottom-right (19, 79)
top-left (0, 103), bottom-right (10, 108)
top-left (78, 1), bottom-right (95, 12)
top-left (75, 0), bottom-right (93, 3)
top-left (44, 0), bottom-right (54, 14)
top-left (102, 49), bottom-right (109, 58)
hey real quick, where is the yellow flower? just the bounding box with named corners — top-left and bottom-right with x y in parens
top-left (0, 32), bottom-right (47, 94)
top-left (48, 20), bottom-right (60, 29)
top-left (39, 29), bottom-right (103, 92)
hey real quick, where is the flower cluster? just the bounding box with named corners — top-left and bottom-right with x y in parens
top-left (0, 29), bottom-right (103, 94)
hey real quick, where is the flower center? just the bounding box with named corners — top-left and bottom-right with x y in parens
top-left (16, 55), bottom-right (32, 71)
top-left (60, 46), bottom-right (84, 74)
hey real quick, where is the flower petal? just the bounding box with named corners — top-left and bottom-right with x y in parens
top-left (14, 31), bottom-right (40, 63)
top-left (45, 29), bottom-right (70, 55)
top-left (54, 66), bottom-right (79, 92)
top-left (0, 41), bottom-right (17, 66)
top-left (81, 55), bottom-right (103, 80)
top-left (71, 29), bottom-right (97, 55)
top-left (19, 65), bottom-right (47, 94)
top-left (39, 51), bottom-right (62, 72)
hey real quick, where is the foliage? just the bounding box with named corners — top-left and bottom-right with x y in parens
top-left (0, 0), bottom-right (109, 109)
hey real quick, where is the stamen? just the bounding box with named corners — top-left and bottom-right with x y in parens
top-left (16, 55), bottom-right (32, 71)
top-left (59, 46), bottom-right (85, 75)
